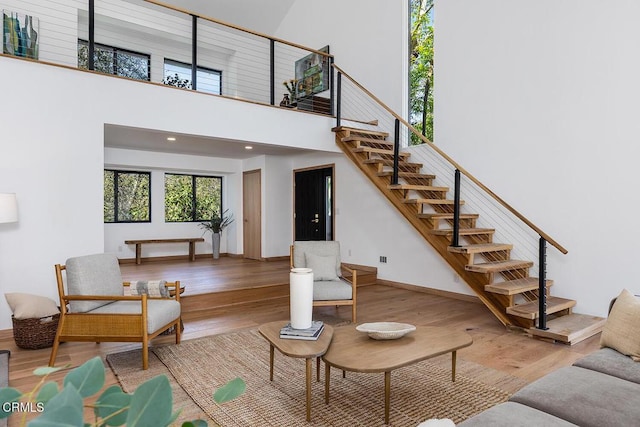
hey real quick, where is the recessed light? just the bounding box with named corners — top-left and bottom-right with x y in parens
top-left (245, 146), bottom-right (253, 150)
top-left (167, 137), bottom-right (176, 142)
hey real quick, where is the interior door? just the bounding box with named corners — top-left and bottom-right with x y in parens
top-left (294, 166), bottom-right (333, 241)
top-left (243, 169), bottom-right (262, 259)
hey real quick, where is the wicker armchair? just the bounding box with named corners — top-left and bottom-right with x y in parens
top-left (49, 253), bottom-right (181, 370)
top-left (290, 241), bottom-right (357, 322)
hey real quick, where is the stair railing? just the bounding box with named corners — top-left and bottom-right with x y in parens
top-left (10, 0), bottom-right (335, 114)
top-left (333, 64), bottom-right (567, 329)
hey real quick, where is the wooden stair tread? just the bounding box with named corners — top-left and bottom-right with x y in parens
top-left (353, 147), bottom-right (410, 158)
top-left (333, 126), bottom-right (389, 138)
top-left (506, 297), bottom-right (576, 319)
top-left (465, 259), bottom-right (533, 273)
top-left (430, 228), bottom-right (496, 237)
top-left (377, 171), bottom-right (436, 180)
top-left (389, 184), bottom-right (448, 192)
top-left (419, 212), bottom-right (479, 220)
top-left (448, 243), bottom-right (513, 254)
top-left (364, 158), bottom-right (423, 168)
top-left (527, 313), bottom-right (606, 345)
top-left (485, 278), bottom-right (554, 295)
top-left (403, 198), bottom-right (464, 206)
top-left (343, 136), bottom-right (393, 147)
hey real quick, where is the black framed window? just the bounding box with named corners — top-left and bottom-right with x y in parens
top-left (104, 170), bottom-right (151, 223)
top-left (165, 173), bottom-right (222, 222)
top-left (163, 59), bottom-right (222, 94)
top-left (78, 40), bottom-right (151, 81)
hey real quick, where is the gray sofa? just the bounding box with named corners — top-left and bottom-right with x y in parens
top-left (460, 291), bottom-right (640, 426)
top-left (459, 347), bottom-right (640, 426)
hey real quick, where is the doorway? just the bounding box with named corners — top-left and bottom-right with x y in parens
top-left (243, 169), bottom-right (262, 259)
top-left (294, 165), bottom-right (334, 241)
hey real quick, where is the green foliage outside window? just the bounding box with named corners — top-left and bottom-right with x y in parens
top-left (410, 0), bottom-right (434, 145)
top-left (165, 174), bottom-right (222, 222)
top-left (78, 40), bottom-right (150, 81)
top-left (104, 170), bottom-right (151, 223)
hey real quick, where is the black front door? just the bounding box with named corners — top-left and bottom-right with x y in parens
top-left (294, 167), bottom-right (333, 241)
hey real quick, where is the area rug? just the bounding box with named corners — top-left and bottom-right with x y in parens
top-left (107, 329), bottom-right (528, 426)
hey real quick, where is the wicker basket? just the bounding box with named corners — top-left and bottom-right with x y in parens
top-left (12, 314), bottom-right (60, 349)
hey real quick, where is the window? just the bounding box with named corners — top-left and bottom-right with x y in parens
top-left (104, 170), bottom-right (151, 223)
top-left (165, 174), bottom-right (222, 222)
top-left (78, 40), bottom-right (150, 81)
top-left (163, 59), bottom-right (222, 95)
top-left (409, 0), bottom-right (434, 144)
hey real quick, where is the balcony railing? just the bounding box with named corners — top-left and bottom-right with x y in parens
top-left (2, 0), bottom-right (334, 115)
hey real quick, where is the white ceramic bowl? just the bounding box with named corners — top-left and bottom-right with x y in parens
top-left (356, 322), bottom-right (416, 340)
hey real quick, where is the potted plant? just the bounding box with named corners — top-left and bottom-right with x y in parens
top-left (199, 209), bottom-right (234, 259)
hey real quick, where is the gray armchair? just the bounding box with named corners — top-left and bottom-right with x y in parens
top-left (49, 253), bottom-right (181, 370)
top-left (290, 241), bottom-right (357, 322)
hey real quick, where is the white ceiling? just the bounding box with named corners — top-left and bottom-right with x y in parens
top-left (105, 124), bottom-right (307, 159)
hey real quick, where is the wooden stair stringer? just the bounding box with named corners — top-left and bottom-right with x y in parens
top-left (335, 128), bottom-right (523, 328)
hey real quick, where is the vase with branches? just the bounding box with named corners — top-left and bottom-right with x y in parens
top-left (199, 209), bottom-right (234, 259)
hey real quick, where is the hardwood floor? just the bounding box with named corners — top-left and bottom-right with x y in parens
top-left (119, 256), bottom-right (290, 296)
top-left (1, 257), bottom-right (602, 423)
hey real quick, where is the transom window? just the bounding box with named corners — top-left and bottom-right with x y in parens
top-left (78, 40), bottom-right (150, 81)
top-left (104, 170), bottom-right (151, 223)
top-left (163, 59), bottom-right (222, 95)
top-left (165, 173), bottom-right (222, 222)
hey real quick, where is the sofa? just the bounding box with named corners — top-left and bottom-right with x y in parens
top-left (459, 289), bottom-right (640, 427)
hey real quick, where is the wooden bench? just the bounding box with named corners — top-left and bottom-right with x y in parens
top-left (124, 238), bottom-right (205, 264)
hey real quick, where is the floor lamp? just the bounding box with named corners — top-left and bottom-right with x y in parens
top-left (0, 193), bottom-right (18, 224)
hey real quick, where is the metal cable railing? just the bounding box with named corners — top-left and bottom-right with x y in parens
top-left (3, 0), bottom-right (334, 114)
top-left (333, 63), bottom-right (567, 329)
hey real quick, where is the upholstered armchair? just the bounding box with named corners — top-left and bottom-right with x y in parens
top-left (49, 253), bottom-right (181, 370)
top-left (290, 241), bottom-right (357, 322)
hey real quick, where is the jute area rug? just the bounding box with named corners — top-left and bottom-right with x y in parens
top-left (107, 328), bottom-right (528, 427)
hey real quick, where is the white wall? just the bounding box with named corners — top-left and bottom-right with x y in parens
top-left (0, 57), bottom-right (335, 330)
top-left (104, 148), bottom-right (242, 259)
top-left (274, 0), bottom-right (408, 113)
top-left (436, 0), bottom-right (640, 317)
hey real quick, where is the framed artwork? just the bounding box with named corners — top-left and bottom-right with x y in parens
top-left (3, 11), bottom-right (39, 59)
top-left (294, 45), bottom-right (330, 99)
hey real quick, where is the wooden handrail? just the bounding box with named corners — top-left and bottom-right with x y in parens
top-left (145, 0), bottom-right (333, 58)
top-left (333, 64), bottom-right (568, 255)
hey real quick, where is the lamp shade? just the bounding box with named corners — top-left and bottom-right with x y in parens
top-left (0, 193), bottom-right (18, 224)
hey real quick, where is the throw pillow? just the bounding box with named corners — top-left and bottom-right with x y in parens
top-left (305, 253), bottom-right (339, 281)
top-left (600, 289), bottom-right (640, 361)
top-left (4, 293), bottom-right (59, 320)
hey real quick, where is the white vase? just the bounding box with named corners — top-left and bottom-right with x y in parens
top-left (212, 232), bottom-right (221, 259)
top-left (289, 268), bottom-right (313, 329)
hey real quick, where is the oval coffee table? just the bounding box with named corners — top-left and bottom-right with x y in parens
top-left (322, 324), bottom-right (473, 424)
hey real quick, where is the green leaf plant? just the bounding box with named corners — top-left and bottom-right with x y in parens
top-left (0, 356), bottom-right (245, 427)
top-left (198, 209), bottom-right (234, 234)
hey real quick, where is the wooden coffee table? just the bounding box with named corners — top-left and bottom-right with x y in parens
top-left (322, 325), bottom-right (473, 424)
top-left (258, 321), bottom-right (334, 422)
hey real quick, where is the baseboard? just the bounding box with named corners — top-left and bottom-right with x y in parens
top-left (377, 279), bottom-right (481, 303)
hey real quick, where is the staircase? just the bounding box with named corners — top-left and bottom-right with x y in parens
top-left (334, 125), bottom-right (605, 344)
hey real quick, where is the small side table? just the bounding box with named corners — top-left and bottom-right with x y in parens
top-left (258, 321), bottom-right (334, 422)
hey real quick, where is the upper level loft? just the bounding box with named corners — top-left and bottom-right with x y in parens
top-left (3, 0), bottom-right (335, 116)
